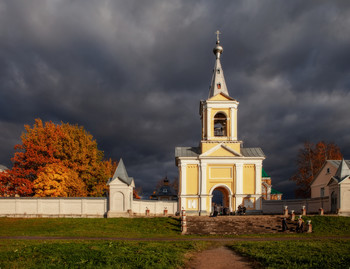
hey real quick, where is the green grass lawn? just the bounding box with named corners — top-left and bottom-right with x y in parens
top-left (0, 217), bottom-right (181, 238)
top-left (0, 240), bottom-right (210, 269)
top-left (1, 215), bottom-right (349, 238)
top-left (227, 240), bottom-right (350, 269)
top-left (306, 215), bottom-right (350, 235)
top-left (0, 216), bottom-right (349, 268)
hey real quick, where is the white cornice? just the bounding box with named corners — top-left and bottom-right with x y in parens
top-left (205, 102), bottom-right (238, 109)
top-left (199, 159), bottom-right (264, 164)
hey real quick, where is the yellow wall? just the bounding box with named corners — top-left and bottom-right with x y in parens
top-left (209, 93), bottom-right (232, 101)
top-left (209, 167), bottom-right (232, 179)
top-left (243, 164), bottom-right (255, 194)
top-left (207, 164), bottom-right (235, 194)
top-left (201, 142), bottom-right (241, 155)
top-left (186, 164), bottom-right (198, 195)
top-left (207, 147), bottom-right (235, 157)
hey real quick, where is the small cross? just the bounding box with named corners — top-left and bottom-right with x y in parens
top-left (215, 30), bottom-right (221, 42)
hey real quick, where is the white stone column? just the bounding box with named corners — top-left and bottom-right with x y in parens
top-left (180, 163), bottom-right (187, 210)
top-left (236, 163), bottom-right (243, 194)
top-left (199, 163), bottom-right (207, 214)
top-left (230, 107), bottom-right (234, 140)
top-left (235, 163), bottom-right (244, 209)
top-left (180, 164), bottom-right (187, 195)
top-left (207, 108), bottom-right (211, 139)
top-left (255, 164), bottom-right (262, 195)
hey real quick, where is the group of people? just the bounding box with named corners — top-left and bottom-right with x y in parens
top-left (282, 216), bottom-right (305, 232)
top-left (211, 203), bottom-right (246, 217)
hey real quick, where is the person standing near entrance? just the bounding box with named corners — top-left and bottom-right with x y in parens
top-left (212, 203), bottom-right (218, 217)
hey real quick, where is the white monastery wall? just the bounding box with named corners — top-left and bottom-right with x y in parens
top-left (262, 197), bottom-right (330, 214)
top-left (0, 197), bottom-right (178, 218)
top-left (0, 197), bottom-right (108, 217)
top-left (132, 200), bottom-right (178, 215)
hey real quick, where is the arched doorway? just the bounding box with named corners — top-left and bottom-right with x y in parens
top-left (210, 185), bottom-right (232, 215)
top-left (113, 192), bottom-right (125, 212)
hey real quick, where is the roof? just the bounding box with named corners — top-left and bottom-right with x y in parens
top-left (108, 158), bottom-right (134, 186)
top-left (241, 148), bottom-right (265, 158)
top-left (271, 188), bottom-right (283, 194)
top-left (262, 168), bottom-right (270, 178)
top-left (311, 159), bottom-right (350, 185)
top-left (333, 159), bottom-right (350, 183)
top-left (328, 160), bottom-right (350, 168)
top-left (175, 146), bottom-right (265, 158)
top-left (0, 165), bottom-right (8, 171)
top-left (175, 147), bottom-right (200, 158)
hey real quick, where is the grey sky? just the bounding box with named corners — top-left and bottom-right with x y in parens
top-left (1, 1), bottom-right (350, 198)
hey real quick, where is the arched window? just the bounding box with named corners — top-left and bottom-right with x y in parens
top-left (214, 112), bottom-right (227, 136)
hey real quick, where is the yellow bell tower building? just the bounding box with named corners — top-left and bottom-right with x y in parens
top-left (175, 32), bottom-right (265, 215)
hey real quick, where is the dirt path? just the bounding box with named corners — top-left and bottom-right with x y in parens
top-left (184, 246), bottom-right (255, 269)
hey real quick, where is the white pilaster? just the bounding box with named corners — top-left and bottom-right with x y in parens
top-left (199, 163), bottom-right (207, 213)
top-left (180, 163), bottom-right (187, 195)
top-left (235, 196), bottom-right (243, 209)
top-left (255, 164), bottom-right (262, 195)
top-left (230, 107), bottom-right (234, 140)
top-left (207, 108), bottom-right (211, 139)
top-left (235, 163), bottom-right (243, 194)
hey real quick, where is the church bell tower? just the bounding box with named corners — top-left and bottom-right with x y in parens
top-left (200, 31), bottom-right (241, 155)
top-left (175, 31), bottom-right (265, 216)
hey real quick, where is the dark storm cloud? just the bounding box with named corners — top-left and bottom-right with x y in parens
top-left (1, 0), bottom-right (350, 197)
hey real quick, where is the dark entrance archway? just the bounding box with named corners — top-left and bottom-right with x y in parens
top-left (212, 189), bottom-right (224, 206)
top-left (211, 186), bottom-right (230, 215)
top-left (331, 191), bottom-right (337, 213)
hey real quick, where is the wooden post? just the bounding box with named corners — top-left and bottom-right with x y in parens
top-left (181, 209), bottom-right (187, 235)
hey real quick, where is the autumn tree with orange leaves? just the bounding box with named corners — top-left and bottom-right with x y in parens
top-left (0, 119), bottom-right (116, 197)
top-left (290, 141), bottom-right (342, 198)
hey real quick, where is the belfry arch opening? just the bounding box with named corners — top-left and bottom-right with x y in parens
top-left (214, 112), bottom-right (227, 136)
top-left (211, 186), bottom-right (230, 214)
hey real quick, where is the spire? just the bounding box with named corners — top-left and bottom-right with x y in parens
top-left (208, 30), bottom-right (229, 98)
top-left (334, 159), bottom-right (350, 182)
top-left (110, 158), bottom-right (133, 185)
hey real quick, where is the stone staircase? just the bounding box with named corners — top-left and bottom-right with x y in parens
top-left (185, 215), bottom-right (296, 235)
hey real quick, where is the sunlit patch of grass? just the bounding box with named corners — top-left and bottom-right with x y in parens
top-left (227, 240), bottom-right (350, 269)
